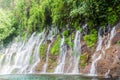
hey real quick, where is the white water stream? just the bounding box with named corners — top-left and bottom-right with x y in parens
top-left (90, 27), bottom-right (116, 76)
top-left (0, 26), bottom-right (116, 75)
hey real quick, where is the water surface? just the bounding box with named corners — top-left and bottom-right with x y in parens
top-left (0, 74), bottom-right (119, 80)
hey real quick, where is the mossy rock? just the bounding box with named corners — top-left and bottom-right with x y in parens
top-left (47, 57), bottom-right (57, 72)
top-left (50, 35), bottom-right (61, 55)
top-left (83, 29), bottom-right (97, 47)
top-left (71, 32), bottom-right (75, 41)
top-left (79, 54), bottom-right (88, 68)
top-left (64, 32), bottom-right (75, 48)
top-left (117, 40), bottom-right (120, 46)
top-left (65, 37), bottom-right (73, 48)
top-left (39, 43), bottom-right (48, 59)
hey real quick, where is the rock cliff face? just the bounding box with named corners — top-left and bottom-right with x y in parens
top-left (24, 23), bottom-right (120, 76)
top-left (80, 24), bottom-right (120, 77)
top-left (96, 45), bottom-right (120, 77)
top-left (0, 21), bottom-right (119, 76)
top-left (96, 26), bottom-right (120, 77)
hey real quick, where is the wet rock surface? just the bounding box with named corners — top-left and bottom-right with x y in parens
top-left (96, 26), bottom-right (120, 78)
top-left (79, 39), bottom-right (96, 74)
top-left (35, 60), bottom-right (45, 72)
top-left (112, 32), bottom-right (120, 45)
top-left (34, 25), bottom-right (120, 76)
top-left (81, 25), bottom-right (120, 77)
top-left (47, 54), bottom-right (58, 72)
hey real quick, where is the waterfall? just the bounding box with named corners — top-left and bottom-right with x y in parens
top-left (54, 36), bottom-right (67, 73)
top-left (89, 28), bottom-right (103, 76)
top-left (0, 32), bottom-right (45, 74)
top-left (90, 26), bottom-right (116, 76)
top-left (96, 29), bottom-right (103, 52)
top-left (106, 27), bottom-right (116, 49)
top-left (42, 32), bottom-right (55, 73)
top-left (29, 33), bottom-right (45, 73)
top-left (65, 48), bottom-right (73, 73)
top-left (54, 31), bottom-right (82, 74)
top-left (0, 28), bottom-right (83, 74)
top-left (0, 26), bottom-right (116, 75)
top-left (72, 31), bottom-right (81, 73)
top-left (42, 43), bottom-right (51, 73)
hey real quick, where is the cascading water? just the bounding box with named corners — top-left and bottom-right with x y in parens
top-left (0, 27), bottom-right (61, 74)
top-left (0, 27), bottom-right (83, 74)
top-left (54, 36), bottom-right (67, 73)
top-left (42, 43), bottom-right (52, 73)
top-left (42, 29), bottom-right (55, 73)
top-left (0, 25), bottom-right (116, 76)
top-left (106, 27), bottom-right (116, 49)
top-left (89, 28), bottom-right (103, 76)
top-left (72, 31), bottom-right (81, 73)
top-left (29, 32), bottom-right (45, 73)
top-left (90, 26), bottom-right (116, 76)
top-left (0, 32), bottom-right (46, 74)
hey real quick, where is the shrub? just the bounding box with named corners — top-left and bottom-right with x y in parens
top-left (83, 29), bottom-right (97, 47)
top-left (39, 44), bottom-right (47, 59)
top-left (0, 8), bottom-right (14, 41)
top-left (50, 35), bottom-right (61, 55)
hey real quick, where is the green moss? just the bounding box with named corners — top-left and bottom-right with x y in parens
top-left (63, 31), bottom-right (74, 48)
top-left (50, 35), bottom-right (61, 55)
top-left (29, 55), bottom-right (33, 64)
top-left (39, 44), bottom-right (47, 59)
top-left (83, 29), bottom-right (97, 47)
top-left (117, 40), bottom-right (120, 46)
top-left (47, 58), bottom-right (57, 72)
top-left (79, 54), bottom-right (87, 68)
top-left (64, 37), bottom-right (73, 48)
top-left (71, 33), bottom-right (75, 40)
top-left (21, 33), bottom-right (28, 41)
top-left (62, 30), bottom-right (69, 37)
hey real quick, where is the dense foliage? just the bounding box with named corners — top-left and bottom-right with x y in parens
top-left (0, 9), bottom-right (14, 41)
top-left (0, 0), bottom-right (120, 46)
top-left (50, 35), bottom-right (61, 55)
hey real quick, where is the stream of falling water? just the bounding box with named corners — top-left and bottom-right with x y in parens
top-left (89, 28), bottom-right (103, 76)
top-left (42, 29), bottom-right (55, 73)
top-left (0, 28), bottom-right (82, 74)
top-left (29, 32), bottom-right (46, 73)
top-left (42, 43), bottom-right (52, 73)
top-left (1, 32), bottom-right (47, 74)
top-left (72, 31), bottom-right (81, 73)
top-left (90, 26), bottom-right (116, 76)
top-left (0, 26), bottom-right (116, 75)
top-left (54, 36), bottom-right (67, 73)
top-left (106, 27), bottom-right (116, 49)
